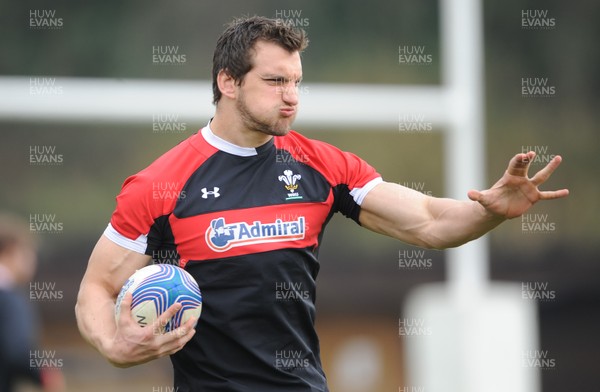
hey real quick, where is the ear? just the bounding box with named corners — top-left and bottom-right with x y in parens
top-left (217, 69), bottom-right (237, 100)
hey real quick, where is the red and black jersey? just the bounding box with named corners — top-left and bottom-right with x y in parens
top-left (106, 125), bottom-right (382, 392)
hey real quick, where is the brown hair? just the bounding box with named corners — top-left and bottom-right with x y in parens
top-left (212, 16), bottom-right (309, 104)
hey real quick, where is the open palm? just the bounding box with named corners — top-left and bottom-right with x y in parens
top-left (467, 151), bottom-right (569, 219)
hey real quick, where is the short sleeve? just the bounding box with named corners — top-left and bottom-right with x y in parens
top-left (107, 171), bottom-right (179, 255)
top-left (327, 149), bottom-right (382, 223)
top-left (285, 132), bottom-right (382, 223)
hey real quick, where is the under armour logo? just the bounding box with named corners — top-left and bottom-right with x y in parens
top-left (201, 187), bottom-right (220, 199)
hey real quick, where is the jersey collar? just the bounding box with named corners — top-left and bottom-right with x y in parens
top-left (202, 122), bottom-right (274, 157)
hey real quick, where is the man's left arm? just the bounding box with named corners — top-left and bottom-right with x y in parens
top-left (359, 151), bottom-right (569, 250)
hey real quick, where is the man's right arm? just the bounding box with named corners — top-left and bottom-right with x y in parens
top-left (75, 234), bottom-right (196, 368)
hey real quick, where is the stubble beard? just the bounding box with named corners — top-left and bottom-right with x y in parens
top-left (236, 91), bottom-right (295, 137)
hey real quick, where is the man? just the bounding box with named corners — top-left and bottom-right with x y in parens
top-left (75, 16), bottom-right (568, 391)
top-left (0, 213), bottom-right (65, 392)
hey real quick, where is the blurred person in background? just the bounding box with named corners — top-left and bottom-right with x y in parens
top-left (0, 213), bottom-right (65, 392)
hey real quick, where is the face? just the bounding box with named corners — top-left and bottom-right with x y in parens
top-left (236, 40), bottom-right (303, 137)
top-left (1, 244), bottom-right (37, 285)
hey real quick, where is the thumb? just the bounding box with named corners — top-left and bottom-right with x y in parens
top-left (467, 189), bottom-right (482, 202)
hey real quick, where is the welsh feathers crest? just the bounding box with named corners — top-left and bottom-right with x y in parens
top-left (278, 169), bottom-right (301, 191)
top-left (278, 169), bottom-right (303, 201)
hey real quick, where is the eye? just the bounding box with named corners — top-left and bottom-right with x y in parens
top-left (265, 78), bottom-right (285, 85)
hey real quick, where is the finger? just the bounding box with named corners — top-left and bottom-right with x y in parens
top-left (169, 317), bottom-right (198, 341)
top-left (159, 330), bottom-right (196, 356)
top-left (152, 302), bottom-right (182, 334)
top-left (156, 318), bottom-right (197, 355)
top-left (181, 315), bottom-right (199, 332)
top-left (507, 151), bottom-right (535, 177)
top-left (530, 155), bottom-right (563, 186)
top-left (539, 188), bottom-right (569, 200)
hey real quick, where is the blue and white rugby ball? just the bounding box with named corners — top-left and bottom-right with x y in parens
top-left (115, 264), bottom-right (202, 332)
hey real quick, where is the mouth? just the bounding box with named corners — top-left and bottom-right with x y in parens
top-left (279, 107), bottom-right (296, 117)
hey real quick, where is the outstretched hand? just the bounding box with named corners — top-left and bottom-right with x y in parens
top-left (467, 151), bottom-right (569, 219)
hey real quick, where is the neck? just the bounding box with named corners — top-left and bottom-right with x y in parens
top-left (210, 111), bottom-right (273, 148)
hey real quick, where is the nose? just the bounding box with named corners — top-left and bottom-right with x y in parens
top-left (280, 82), bottom-right (299, 106)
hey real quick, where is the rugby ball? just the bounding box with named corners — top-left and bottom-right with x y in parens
top-left (115, 264), bottom-right (202, 332)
